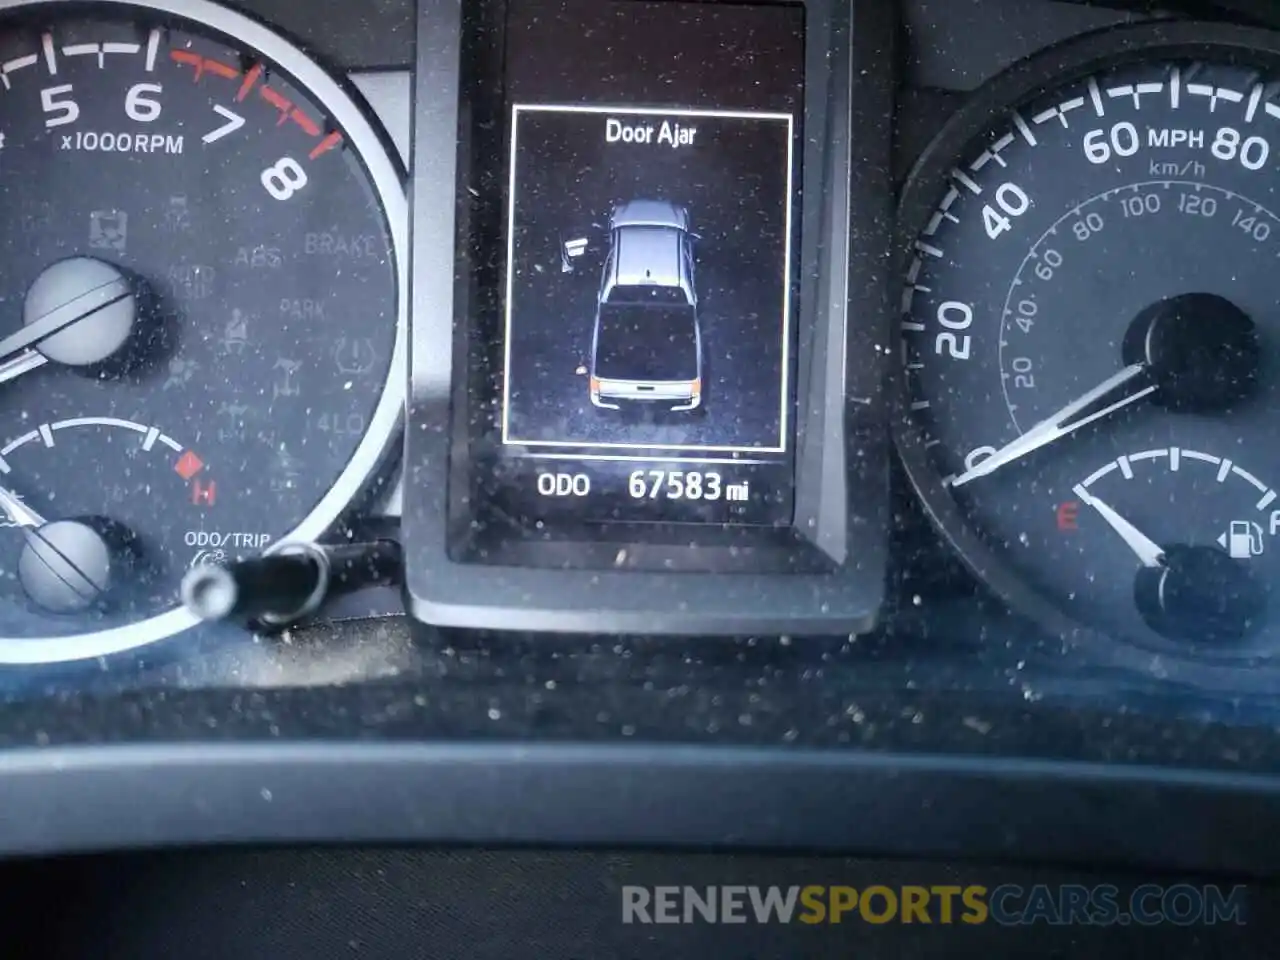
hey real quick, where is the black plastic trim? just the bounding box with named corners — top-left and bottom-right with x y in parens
top-left (1, 741), bottom-right (1279, 874)
top-left (401, 0), bottom-right (892, 637)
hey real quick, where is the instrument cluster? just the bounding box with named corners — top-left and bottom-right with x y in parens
top-left (0, 0), bottom-right (1277, 698)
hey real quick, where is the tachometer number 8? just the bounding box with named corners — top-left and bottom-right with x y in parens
top-left (261, 156), bottom-right (309, 201)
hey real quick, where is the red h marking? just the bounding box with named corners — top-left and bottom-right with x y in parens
top-left (191, 479), bottom-right (217, 507)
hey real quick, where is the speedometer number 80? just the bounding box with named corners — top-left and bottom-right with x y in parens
top-left (1212, 128), bottom-right (1270, 170)
top-left (261, 156), bottom-right (308, 201)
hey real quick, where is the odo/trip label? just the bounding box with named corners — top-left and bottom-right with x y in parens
top-left (184, 529), bottom-right (273, 569)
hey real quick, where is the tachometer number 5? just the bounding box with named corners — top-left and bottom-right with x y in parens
top-left (261, 156), bottom-right (308, 201)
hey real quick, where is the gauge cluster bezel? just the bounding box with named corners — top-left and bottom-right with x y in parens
top-left (401, 0), bottom-right (892, 636)
top-left (0, 0), bottom-right (408, 666)
top-left (7, 0), bottom-right (1280, 894)
top-left (893, 19), bottom-right (1280, 682)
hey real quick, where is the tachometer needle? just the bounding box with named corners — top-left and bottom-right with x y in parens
top-left (0, 269), bottom-right (132, 366)
top-left (949, 364), bottom-right (1155, 487)
top-left (1078, 491), bottom-right (1165, 569)
top-left (0, 259), bottom-right (137, 387)
top-left (0, 482), bottom-right (47, 529)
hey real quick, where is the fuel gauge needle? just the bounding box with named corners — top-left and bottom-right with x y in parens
top-left (1075, 489), bottom-right (1165, 568)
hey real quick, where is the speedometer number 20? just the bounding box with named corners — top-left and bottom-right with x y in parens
top-left (936, 301), bottom-right (975, 360)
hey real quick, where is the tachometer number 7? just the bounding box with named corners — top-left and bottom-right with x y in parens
top-left (202, 103), bottom-right (244, 144)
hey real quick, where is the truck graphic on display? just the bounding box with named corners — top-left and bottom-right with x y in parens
top-left (572, 200), bottom-right (703, 413)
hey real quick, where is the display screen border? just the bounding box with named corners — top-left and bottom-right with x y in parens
top-left (490, 93), bottom-right (804, 528)
top-left (472, 1), bottom-right (807, 533)
top-left (500, 103), bottom-right (798, 457)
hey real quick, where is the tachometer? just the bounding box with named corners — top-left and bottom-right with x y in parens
top-left (0, 0), bottom-right (404, 663)
top-left (896, 22), bottom-right (1280, 664)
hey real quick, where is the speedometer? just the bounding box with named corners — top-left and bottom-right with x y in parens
top-left (0, 0), bottom-right (403, 664)
top-left (897, 22), bottom-right (1280, 666)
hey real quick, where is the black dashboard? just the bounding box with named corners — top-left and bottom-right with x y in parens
top-left (4, 0), bottom-right (1280, 956)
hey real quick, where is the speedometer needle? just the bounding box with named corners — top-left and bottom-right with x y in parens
top-left (1078, 492), bottom-right (1165, 569)
top-left (949, 364), bottom-right (1155, 487)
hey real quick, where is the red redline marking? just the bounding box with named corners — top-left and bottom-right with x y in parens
top-left (169, 51), bottom-right (338, 155)
top-left (174, 450), bottom-right (204, 480)
top-left (259, 85), bottom-right (292, 124)
top-left (204, 59), bottom-right (238, 80)
top-left (290, 108), bottom-right (321, 137)
top-left (309, 131), bottom-right (343, 160)
top-left (236, 62), bottom-right (262, 101)
top-left (170, 49), bottom-right (203, 79)
top-left (169, 52), bottom-right (237, 83)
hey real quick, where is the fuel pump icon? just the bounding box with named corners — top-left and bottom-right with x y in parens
top-left (1222, 521), bottom-right (1265, 560)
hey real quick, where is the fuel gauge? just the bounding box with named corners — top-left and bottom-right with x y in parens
top-left (1063, 446), bottom-right (1274, 647)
